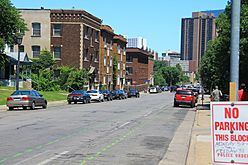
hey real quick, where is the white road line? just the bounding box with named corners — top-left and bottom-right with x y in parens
top-left (14, 151), bottom-right (49, 165)
top-left (36, 151), bottom-right (69, 165)
top-left (119, 122), bottom-right (130, 128)
top-left (144, 111), bottom-right (152, 117)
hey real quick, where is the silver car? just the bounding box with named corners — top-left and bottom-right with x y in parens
top-left (6, 90), bottom-right (47, 110)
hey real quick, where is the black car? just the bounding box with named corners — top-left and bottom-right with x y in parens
top-left (67, 90), bottom-right (91, 104)
top-left (101, 90), bottom-right (113, 101)
top-left (111, 90), bottom-right (125, 100)
top-left (127, 90), bottom-right (140, 98)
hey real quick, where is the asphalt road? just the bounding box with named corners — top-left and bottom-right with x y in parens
top-left (0, 92), bottom-right (190, 165)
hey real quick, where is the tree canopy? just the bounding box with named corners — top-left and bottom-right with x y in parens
top-left (199, 0), bottom-right (248, 93)
top-left (0, 0), bottom-right (27, 67)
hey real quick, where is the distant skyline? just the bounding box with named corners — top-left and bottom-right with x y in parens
top-left (11, 0), bottom-right (229, 55)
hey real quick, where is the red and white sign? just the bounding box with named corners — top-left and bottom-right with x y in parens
top-left (211, 102), bottom-right (248, 165)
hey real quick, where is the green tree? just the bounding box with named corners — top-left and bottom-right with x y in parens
top-left (154, 70), bottom-right (166, 86)
top-left (65, 69), bottom-right (89, 91)
top-left (153, 60), bottom-right (168, 72)
top-left (0, 0), bottom-right (27, 67)
top-left (199, 0), bottom-right (248, 92)
top-left (31, 50), bottom-right (55, 74)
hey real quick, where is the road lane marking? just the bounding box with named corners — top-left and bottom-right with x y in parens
top-left (36, 151), bottom-right (69, 165)
top-left (144, 111), bottom-right (153, 117)
top-left (119, 122), bottom-right (130, 128)
top-left (13, 151), bottom-right (49, 165)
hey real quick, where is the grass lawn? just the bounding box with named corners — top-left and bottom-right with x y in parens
top-left (0, 86), bottom-right (68, 105)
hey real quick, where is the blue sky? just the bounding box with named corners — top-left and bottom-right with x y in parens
top-left (11, 0), bottom-right (229, 56)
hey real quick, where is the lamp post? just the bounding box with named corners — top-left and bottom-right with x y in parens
top-left (15, 34), bottom-right (23, 90)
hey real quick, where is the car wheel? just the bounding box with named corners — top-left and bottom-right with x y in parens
top-left (102, 98), bottom-right (104, 102)
top-left (174, 102), bottom-right (178, 107)
top-left (42, 103), bottom-right (47, 109)
top-left (31, 102), bottom-right (35, 110)
top-left (83, 99), bottom-right (86, 104)
top-left (23, 107), bottom-right (27, 110)
top-left (74, 102), bottom-right (77, 104)
top-left (88, 99), bottom-right (91, 103)
top-left (191, 102), bottom-right (195, 108)
top-left (8, 107), bottom-right (14, 110)
top-left (68, 101), bottom-right (71, 104)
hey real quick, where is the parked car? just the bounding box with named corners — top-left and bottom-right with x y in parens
top-left (87, 90), bottom-right (104, 102)
top-left (186, 88), bottom-right (199, 102)
top-left (101, 90), bottom-right (113, 101)
top-left (149, 87), bottom-right (159, 94)
top-left (127, 90), bottom-right (140, 98)
top-left (6, 90), bottom-right (47, 110)
top-left (119, 90), bottom-right (128, 99)
top-left (67, 90), bottom-right (91, 104)
top-left (111, 90), bottom-right (125, 100)
top-left (174, 89), bottom-right (196, 108)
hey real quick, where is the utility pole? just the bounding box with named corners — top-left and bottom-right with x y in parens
top-left (230, 0), bottom-right (241, 101)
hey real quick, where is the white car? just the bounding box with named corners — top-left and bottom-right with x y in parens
top-left (149, 87), bottom-right (158, 94)
top-left (87, 90), bottom-right (104, 102)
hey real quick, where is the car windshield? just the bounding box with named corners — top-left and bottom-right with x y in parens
top-left (176, 91), bottom-right (192, 95)
top-left (87, 90), bottom-right (97, 93)
top-left (101, 90), bottom-right (109, 93)
top-left (71, 90), bottom-right (83, 94)
top-left (12, 91), bottom-right (31, 95)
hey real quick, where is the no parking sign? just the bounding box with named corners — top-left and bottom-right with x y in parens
top-left (211, 102), bottom-right (248, 165)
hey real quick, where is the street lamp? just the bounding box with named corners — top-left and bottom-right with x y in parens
top-left (15, 34), bottom-right (23, 90)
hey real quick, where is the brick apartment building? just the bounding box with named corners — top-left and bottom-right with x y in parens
top-left (50, 9), bottom-right (102, 89)
top-left (126, 48), bottom-right (154, 89)
top-left (113, 35), bottom-right (127, 90)
top-left (99, 25), bottom-right (114, 90)
top-left (15, 8), bottom-right (102, 89)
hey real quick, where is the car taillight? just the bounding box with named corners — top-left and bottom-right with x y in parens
top-left (92, 94), bottom-right (97, 96)
top-left (21, 96), bottom-right (29, 100)
top-left (7, 97), bottom-right (13, 101)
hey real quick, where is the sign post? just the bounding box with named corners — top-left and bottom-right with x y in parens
top-left (211, 102), bottom-right (248, 164)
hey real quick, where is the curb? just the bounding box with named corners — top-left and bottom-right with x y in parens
top-left (158, 110), bottom-right (196, 165)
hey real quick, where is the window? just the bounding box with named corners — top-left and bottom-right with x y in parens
top-left (32, 46), bottom-right (40, 58)
top-left (104, 37), bottom-right (107, 48)
top-left (117, 75), bottom-right (120, 85)
top-left (123, 47), bottom-right (126, 55)
top-left (120, 53), bottom-right (122, 61)
top-left (123, 63), bottom-right (125, 70)
top-left (104, 56), bottom-right (106, 66)
top-left (118, 61), bottom-right (120, 70)
top-left (126, 67), bottom-right (133, 74)
top-left (126, 55), bottom-right (133, 62)
top-left (84, 48), bottom-right (88, 61)
top-left (10, 45), bottom-right (14, 52)
top-left (32, 23), bottom-right (41, 36)
top-left (95, 31), bottom-right (99, 42)
top-left (118, 45), bottom-right (121, 54)
top-left (110, 57), bottom-right (112, 66)
top-left (84, 26), bottom-right (89, 39)
top-left (53, 24), bottom-right (61, 36)
top-left (95, 51), bottom-right (99, 62)
top-left (103, 76), bottom-right (106, 84)
top-left (54, 47), bottom-right (61, 58)
top-left (110, 40), bottom-right (113, 49)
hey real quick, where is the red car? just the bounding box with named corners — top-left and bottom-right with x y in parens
top-left (174, 89), bottom-right (196, 107)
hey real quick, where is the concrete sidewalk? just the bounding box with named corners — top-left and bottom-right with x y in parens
top-left (186, 96), bottom-right (212, 165)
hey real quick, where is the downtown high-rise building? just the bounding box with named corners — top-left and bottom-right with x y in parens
top-left (180, 10), bottom-right (223, 72)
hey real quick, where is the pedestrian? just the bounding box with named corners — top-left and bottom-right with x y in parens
top-left (211, 86), bottom-right (222, 101)
top-left (238, 83), bottom-right (248, 101)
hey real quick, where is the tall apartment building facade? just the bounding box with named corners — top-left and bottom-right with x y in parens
top-left (15, 8), bottom-right (102, 89)
top-left (113, 35), bottom-right (127, 90)
top-left (99, 25), bottom-right (115, 90)
top-left (50, 9), bottom-right (101, 89)
top-left (180, 10), bottom-right (223, 72)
